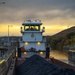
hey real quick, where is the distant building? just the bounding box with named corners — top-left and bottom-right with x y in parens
top-left (0, 36), bottom-right (22, 48)
top-left (0, 46), bottom-right (8, 57)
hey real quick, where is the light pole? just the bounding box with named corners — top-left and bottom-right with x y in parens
top-left (8, 25), bottom-right (9, 50)
top-left (8, 25), bottom-right (12, 50)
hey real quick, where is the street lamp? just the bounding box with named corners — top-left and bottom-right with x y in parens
top-left (8, 25), bottom-right (12, 50)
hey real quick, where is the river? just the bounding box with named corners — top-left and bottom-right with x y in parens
top-left (50, 50), bottom-right (75, 66)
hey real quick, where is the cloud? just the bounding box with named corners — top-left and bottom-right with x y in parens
top-left (3, 0), bottom-right (75, 11)
top-left (0, 0), bottom-right (75, 27)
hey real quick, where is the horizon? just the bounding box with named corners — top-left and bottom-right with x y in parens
top-left (0, 25), bottom-right (75, 37)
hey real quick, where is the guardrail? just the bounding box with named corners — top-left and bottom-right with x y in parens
top-left (0, 50), bottom-right (16, 75)
top-left (0, 50), bottom-right (14, 60)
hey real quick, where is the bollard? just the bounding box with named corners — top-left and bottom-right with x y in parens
top-left (46, 46), bottom-right (50, 59)
top-left (18, 48), bottom-right (21, 57)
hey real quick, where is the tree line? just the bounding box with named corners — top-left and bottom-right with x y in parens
top-left (47, 32), bottom-right (75, 50)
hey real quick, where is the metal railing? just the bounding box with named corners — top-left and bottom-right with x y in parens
top-left (0, 50), bottom-right (15, 60)
top-left (0, 49), bottom-right (16, 75)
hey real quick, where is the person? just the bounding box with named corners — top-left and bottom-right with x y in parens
top-left (46, 45), bottom-right (51, 59)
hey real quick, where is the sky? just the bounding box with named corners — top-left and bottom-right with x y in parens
top-left (0, 0), bottom-right (75, 36)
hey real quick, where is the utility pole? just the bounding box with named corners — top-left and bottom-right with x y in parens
top-left (8, 25), bottom-right (9, 51)
top-left (8, 25), bottom-right (13, 50)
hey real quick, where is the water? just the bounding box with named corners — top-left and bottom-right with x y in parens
top-left (50, 50), bottom-right (75, 66)
top-left (50, 50), bottom-right (68, 60)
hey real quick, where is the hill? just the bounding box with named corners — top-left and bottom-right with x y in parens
top-left (52, 26), bottom-right (75, 38)
top-left (47, 26), bottom-right (75, 50)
